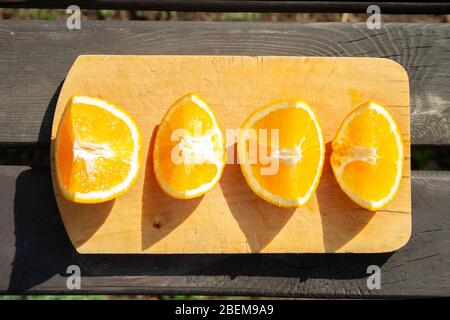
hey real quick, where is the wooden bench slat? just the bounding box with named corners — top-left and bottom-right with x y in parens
top-left (1, 166), bottom-right (449, 297)
top-left (1, 1), bottom-right (450, 14)
top-left (0, 21), bottom-right (449, 146)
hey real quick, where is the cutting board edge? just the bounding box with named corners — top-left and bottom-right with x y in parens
top-left (51, 55), bottom-right (412, 255)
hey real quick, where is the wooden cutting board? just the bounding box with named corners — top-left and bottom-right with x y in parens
top-left (51, 55), bottom-right (411, 254)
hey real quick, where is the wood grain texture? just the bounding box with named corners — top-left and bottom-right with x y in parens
top-left (1, 1), bottom-right (449, 14)
top-left (51, 55), bottom-right (411, 254)
top-left (0, 166), bottom-right (448, 297)
top-left (0, 21), bottom-right (449, 145)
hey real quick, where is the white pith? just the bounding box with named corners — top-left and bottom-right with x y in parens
top-left (238, 101), bottom-right (324, 207)
top-left (270, 146), bottom-right (302, 165)
top-left (332, 102), bottom-right (403, 209)
top-left (154, 95), bottom-right (225, 198)
top-left (343, 145), bottom-right (378, 165)
top-left (67, 95), bottom-right (140, 201)
top-left (176, 132), bottom-right (221, 167)
top-left (73, 140), bottom-right (115, 176)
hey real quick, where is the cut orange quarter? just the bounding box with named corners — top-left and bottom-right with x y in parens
top-left (55, 95), bottom-right (141, 203)
top-left (330, 101), bottom-right (404, 211)
top-left (153, 94), bottom-right (225, 199)
top-left (238, 101), bottom-right (325, 208)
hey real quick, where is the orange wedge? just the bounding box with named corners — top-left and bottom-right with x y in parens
top-left (153, 94), bottom-right (225, 199)
top-left (238, 101), bottom-right (325, 207)
top-left (330, 101), bottom-right (404, 211)
top-left (55, 95), bottom-right (141, 204)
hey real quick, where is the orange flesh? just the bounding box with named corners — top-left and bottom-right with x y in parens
top-left (342, 160), bottom-right (398, 200)
top-left (331, 107), bottom-right (401, 202)
top-left (245, 107), bottom-right (322, 199)
top-left (155, 97), bottom-right (222, 194)
top-left (56, 102), bottom-right (134, 195)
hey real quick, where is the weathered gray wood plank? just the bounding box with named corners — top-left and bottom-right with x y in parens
top-left (0, 21), bottom-right (449, 146)
top-left (0, 166), bottom-right (449, 297)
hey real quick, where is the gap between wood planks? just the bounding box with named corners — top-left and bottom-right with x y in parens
top-left (0, 145), bottom-right (449, 170)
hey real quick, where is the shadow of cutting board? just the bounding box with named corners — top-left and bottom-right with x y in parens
top-left (51, 55), bottom-right (411, 254)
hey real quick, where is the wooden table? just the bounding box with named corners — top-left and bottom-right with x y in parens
top-left (0, 21), bottom-right (449, 297)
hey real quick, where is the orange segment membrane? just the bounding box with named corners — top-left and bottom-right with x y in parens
top-left (55, 96), bottom-right (140, 203)
top-left (239, 101), bottom-right (324, 207)
top-left (330, 101), bottom-right (403, 210)
top-left (153, 94), bottom-right (224, 198)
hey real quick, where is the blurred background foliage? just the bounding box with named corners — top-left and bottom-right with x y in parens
top-left (0, 8), bottom-right (448, 301)
top-left (0, 8), bottom-right (449, 22)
